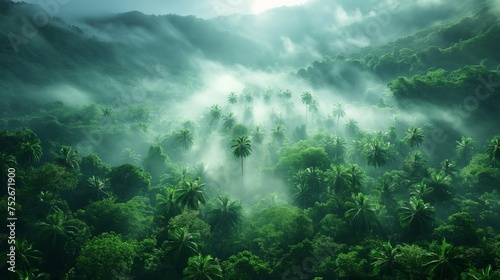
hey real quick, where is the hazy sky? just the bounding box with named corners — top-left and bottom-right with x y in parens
top-left (15, 0), bottom-right (311, 18)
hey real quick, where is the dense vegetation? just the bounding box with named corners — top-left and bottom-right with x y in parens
top-left (1, 0), bottom-right (500, 279)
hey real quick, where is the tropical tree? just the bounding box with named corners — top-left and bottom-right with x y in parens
top-left (120, 148), bottom-right (141, 165)
top-left (326, 164), bottom-right (351, 197)
top-left (207, 195), bottom-right (243, 235)
top-left (222, 113), bottom-right (237, 130)
top-left (301, 91), bottom-right (313, 125)
top-left (271, 124), bottom-right (285, 144)
top-left (399, 197), bottom-right (435, 235)
top-left (11, 239), bottom-right (42, 270)
top-left (176, 129), bottom-right (194, 150)
top-left (330, 136), bottom-right (347, 164)
top-left (243, 91), bottom-right (254, 103)
top-left (251, 126), bottom-right (264, 145)
top-left (164, 227), bottom-right (200, 263)
top-left (35, 210), bottom-right (77, 249)
top-left (403, 151), bottom-right (429, 181)
top-left (425, 172), bottom-right (451, 202)
top-left (292, 167), bottom-right (324, 207)
top-left (371, 241), bottom-right (401, 276)
top-left (243, 105), bottom-right (254, 121)
top-left (263, 88), bottom-right (272, 102)
top-left (346, 164), bottom-right (365, 193)
top-left (404, 126), bottom-right (425, 149)
top-left (344, 119), bottom-right (359, 137)
top-left (440, 159), bottom-right (457, 177)
top-left (0, 153), bottom-right (17, 182)
top-left (183, 255), bottom-right (223, 280)
top-left (332, 102), bottom-right (346, 135)
top-left (87, 175), bottom-right (109, 200)
top-left (410, 181), bottom-right (434, 203)
top-left (456, 136), bottom-right (475, 164)
top-left (54, 145), bottom-right (80, 170)
top-left (423, 239), bottom-right (468, 280)
top-left (174, 178), bottom-right (206, 210)
top-left (231, 135), bottom-right (252, 184)
top-left (15, 268), bottom-right (50, 280)
top-left (156, 188), bottom-right (182, 219)
top-left (375, 179), bottom-right (398, 211)
top-left (18, 141), bottom-right (42, 166)
top-left (281, 89), bottom-right (292, 102)
top-left (209, 104), bottom-right (223, 124)
top-left (363, 139), bottom-right (391, 168)
top-left (465, 265), bottom-right (496, 280)
top-left (485, 136), bottom-right (500, 164)
top-left (227, 92), bottom-right (238, 105)
top-left (344, 192), bottom-right (380, 234)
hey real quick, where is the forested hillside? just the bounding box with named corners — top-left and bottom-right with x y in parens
top-left (1, 0), bottom-right (499, 279)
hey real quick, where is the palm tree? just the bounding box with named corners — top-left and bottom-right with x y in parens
top-left (174, 178), bottom-right (206, 210)
top-left (344, 119), bottom-right (359, 137)
top-left (156, 188), bottom-right (182, 219)
top-left (243, 91), bottom-right (254, 103)
top-left (331, 136), bottom-right (347, 164)
top-left (301, 91), bottom-right (313, 125)
top-left (485, 136), bottom-right (500, 165)
top-left (346, 164), bottom-right (364, 193)
top-left (263, 89), bottom-right (272, 103)
top-left (55, 145), bottom-right (80, 170)
top-left (308, 99), bottom-right (319, 125)
top-left (176, 129), bottom-right (194, 150)
top-left (207, 195), bottom-right (242, 235)
top-left (222, 113), bottom-right (237, 130)
top-left (404, 126), bottom-right (425, 149)
top-left (409, 181), bottom-right (434, 202)
top-left (423, 239), bottom-right (468, 280)
top-left (227, 92), bottom-right (238, 105)
top-left (332, 103), bottom-right (346, 135)
top-left (183, 255), bottom-right (223, 280)
top-left (16, 268), bottom-right (50, 280)
top-left (13, 239), bottom-right (42, 270)
top-left (375, 179), bottom-right (398, 210)
top-left (36, 210), bottom-right (77, 249)
top-left (164, 227), bottom-right (200, 263)
top-left (251, 126), bottom-right (264, 145)
top-left (87, 175), bottom-right (109, 200)
top-left (120, 148), bottom-right (141, 165)
top-left (326, 164), bottom-right (351, 197)
top-left (363, 139), bottom-right (391, 168)
top-left (465, 265), bottom-right (495, 280)
top-left (345, 192), bottom-right (380, 234)
top-left (293, 167), bottom-right (324, 206)
top-left (243, 105), bottom-right (254, 122)
top-left (456, 136), bottom-right (474, 164)
top-left (371, 241), bottom-right (401, 276)
top-left (281, 89), bottom-right (292, 102)
top-left (425, 172), bottom-right (451, 202)
top-left (209, 104), bottom-right (222, 125)
top-left (271, 124), bottom-right (285, 144)
top-left (231, 136), bottom-right (252, 184)
top-left (18, 141), bottom-right (42, 166)
top-left (403, 151), bottom-right (429, 181)
top-left (399, 197), bottom-right (435, 235)
top-left (440, 159), bottom-right (457, 177)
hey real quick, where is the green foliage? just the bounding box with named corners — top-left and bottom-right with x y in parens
top-left (207, 195), bottom-right (243, 236)
top-left (222, 251), bottom-right (272, 280)
top-left (109, 164), bottom-right (151, 201)
top-left (76, 233), bottom-right (136, 280)
top-left (183, 254), bottom-right (223, 280)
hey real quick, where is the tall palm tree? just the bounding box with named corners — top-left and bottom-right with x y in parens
top-left (423, 239), bottom-right (468, 280)
top-left (227, 92), bottom-right (238, 105)
top-left (55, 145), bottom-right (80, 170)
top-left (332, 103), bottom-right (346, 135)
top-left (282, 89), bottom-right (292, 102)
top-left (243, 91), bottom-right (254, 103)
top-left (251, 126), bottom-right (264, 145)
top-left (346, 164), bottom-right (364, 193)
top-left (87, 175), bottom-right (109, 200)
top-left (371, 241), bottom-right (401, 276)
top-left (363, 139), bottom-right (391, 168)
top-left (176, 129), bottom-right (194, 150)
top-left (456, 136), bottom-right (474, 164)
top-left (293, 167), bottom-right (324, 206)
top-left (409, 181), bottom-right (434, 202)
top-left (404, 126), bottom-right (425, 149)
top-left (375, 179), bottom-right (398, 210)
top-left (301, 91), bottom-right (313, 126)
top-left (156, 188), bottom-right (182, 219)
top-left (399, 197), bottom-right (435, 235)
top-left (164, 227), bottom-right (200, 263)
top-left (344, 119), bottom-right (359, 137)
top-left (345, 192), bottom-right (380, 234)
top-left (18, 141), bottom-right (42, 166)
top-left (465, 265), bottom-right (495, 280)
top-left (222, 113), bottom-right (237, 130)
top-left (174, 178), bottom-right (206, 210)
top-left (485, 136), bottom-right (500, 165)
top-left (120, 148), bottom-right (141, 165)
top-left (271, 124), bottom-right (285, 145)
top-left (231, 136), bottom-right (252, 184)
top-left (207, 195), bottom-right (243, 235)
top-left (183, 255), bottom-right (223, 280)
top-left (308, 99), bottom-right (319, 125)
top-left (209, 104), bottom-right (222, 125)
top-left (403, 151), bottom-right (429, 181)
